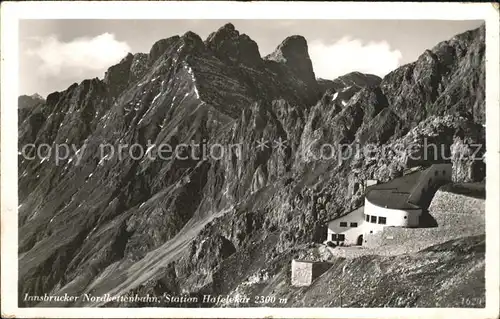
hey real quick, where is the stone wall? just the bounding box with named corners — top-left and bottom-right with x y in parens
top-left (363, 230), bottom-right (385, 248)
top-left (428, 187), bottom-right (485, 217)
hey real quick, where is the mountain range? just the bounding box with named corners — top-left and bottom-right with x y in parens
top-left (18, 23), bottom-right (485, 307)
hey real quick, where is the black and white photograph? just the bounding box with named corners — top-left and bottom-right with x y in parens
top-left (1, 2), bottom-right (499, 318)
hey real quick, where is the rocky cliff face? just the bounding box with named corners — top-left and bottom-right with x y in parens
top-left (18, 23), bottom-right (485, 307)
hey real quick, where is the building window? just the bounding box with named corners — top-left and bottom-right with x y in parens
top-left (350, 222), bottom-right (358, 227)
top-left (370, 216), bottom-right (377, 223)
top-left (378, 217), bottom-right (387, 224)
top-left (331, 234), bottom-right (337, 241)
top-left (340, 222), bottom-right (348, 227)
top-left (442, 170), bottom-right (446, 176)
top-left (338, 234), bottom-right (345, 241)
top-left (434, 171), bottom-right (438, 176)
top-left (365, 215), bottom-right (370, 222)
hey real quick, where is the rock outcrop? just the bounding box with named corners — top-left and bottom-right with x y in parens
top-left (18, 94), bottom-right (45, 123)
top-left (206, 23), bottom-right (263, 68)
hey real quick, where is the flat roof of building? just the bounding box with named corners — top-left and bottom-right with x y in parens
top-left (327, 206), bottom-right (364, 223)
top-left (365, 170), bottom-right (424, 210)
top-left (292, 259), bottom-right (333, 264)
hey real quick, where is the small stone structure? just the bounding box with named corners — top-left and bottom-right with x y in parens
top-left (291, 259), bottom-right (333, 287)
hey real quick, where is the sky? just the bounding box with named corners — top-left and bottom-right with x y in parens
top-left (19, 19), bottom-right (483, 97)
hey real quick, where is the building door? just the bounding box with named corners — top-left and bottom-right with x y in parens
top-left (357, 235), bottom-right (363, 246)
top-left (337, 234), bottom-right (345, 246)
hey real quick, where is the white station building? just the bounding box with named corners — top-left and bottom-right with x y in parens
top-left (326, 164), bottom-right (452, 246)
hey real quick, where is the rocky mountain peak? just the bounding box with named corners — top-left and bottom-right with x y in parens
top-left (181, 31), bottom-right (205, 50)
top-left (148, 35), bottom-right (181, 65)
top-left (380, 25), bottom-right (485, 129)
top-left (30, 93), bottom-right (45, 101)
top-left (272, 35), bottom-right (309, 57)
top-left (103, 52), bottom-right (135, 98)
top-left (205, 23), bottom-right (262, 68)
top-left (18, 93), bottom-right (46, 122)
top-left (214, 22), bottom-right (236, 35)
top-left (18, 94), bottom-right (44, 108)
top-left (265, 35), bottom-right (316, 89)
top-left (121, 52), bottom-right (134, 63)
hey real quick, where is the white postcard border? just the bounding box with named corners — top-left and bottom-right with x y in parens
top-left (1, 2), bottom-right (499, 318)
